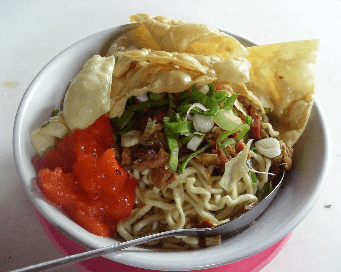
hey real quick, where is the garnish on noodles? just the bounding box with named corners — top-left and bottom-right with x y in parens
top-left (31, 13), bottom-right (319, 249)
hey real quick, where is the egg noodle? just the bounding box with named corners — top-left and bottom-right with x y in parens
top-left (117, 143), bottom-right (272, 249)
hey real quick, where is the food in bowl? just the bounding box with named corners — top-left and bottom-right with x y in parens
top-left (30, 13), bottom-right (319, 249)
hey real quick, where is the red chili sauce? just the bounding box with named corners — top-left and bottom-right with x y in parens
top-left (32, 115), bottom-right (137, 237)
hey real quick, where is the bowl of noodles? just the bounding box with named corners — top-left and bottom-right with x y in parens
top-left (13, 14), bottom-right (330, 271)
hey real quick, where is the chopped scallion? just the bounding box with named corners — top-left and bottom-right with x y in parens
top-left (221, 138), bottom-right (235, 147)
top-left (256, 181), bottom-right (273, 201)
top-left (168, 109), bottom-right (179, 122)
top-left (217, 129), bottom-right (236, 145)
top-left (165, 120), bottom-right (194, 134)
top-left (177, 144), bottom-right (210, 174)
top-left (180, 134), bottom-right (194, 146)
top-left (199, 104), bottom-right (220, 117)
top-left (180, 131), bottom-right (205, 146)
top-left (116, 110), bottom-right (134, 130)
top-left (251, 146), bottom-right (258, 153)
top-left (40, 121), bottom-right (50, 128)
top-left (249, 171), bottom-right (257, 185)
top-left (191, 85), bottom-right (198, 92)
top-left (127, 98), bottom-right (169, 112)
top-left (216, 123), bottom-right (250, 144)
top-left (149, 93), bottom-right (161, 100)
top-left (163, 117), bottom-right (180, 173)
top-left (178, 103), bottom-right (201, 117)
top-left (192, 89), bottom-right (209, 106)
top-left (208, 83), bottom-right (214, 96)
top-left (245, 115), bottom-right (252, 125)
top-left (264, 107), bottom-right (271, 114)
top-left (222, 93), bottom-right (238, 111)
top-left (235, 124), bottom-right (250, 141)
top-left (50, 109), bottom-right (61, 117)
top-left (211, 91), bottom-right (230, 104)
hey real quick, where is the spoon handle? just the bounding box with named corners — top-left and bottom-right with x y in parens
top-left (10, 228), bottom-right (197, 272)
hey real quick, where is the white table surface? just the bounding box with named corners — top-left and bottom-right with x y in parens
top-left (1, 0), bottom-right (340, 271)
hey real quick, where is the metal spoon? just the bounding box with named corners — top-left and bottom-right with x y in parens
top-left (11, 172), bottom-right (284, 272)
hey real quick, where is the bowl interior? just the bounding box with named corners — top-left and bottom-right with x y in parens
top-left (13, 25), bottom-right (330, 271)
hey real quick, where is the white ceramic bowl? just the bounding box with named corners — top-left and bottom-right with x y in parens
top-left (13, 25), bottom-right (330, 271)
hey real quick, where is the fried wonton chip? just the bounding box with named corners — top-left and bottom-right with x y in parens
top-left (107, 24), bottom-right (161, 56)
top-left (107, 25), bottom-right (161, 78)
top-left (227, 83), bottom-right (265, 113)
top-left (31, 112), bottom-right (69, 157)
top-left (63, 55), bottom-right (115, 130)
top-left (129, 13), bottom-right (248, 58)
top-left (121, 49), bottom-right (251, 83)
top-left (245, 39), bottom-right (319, 147)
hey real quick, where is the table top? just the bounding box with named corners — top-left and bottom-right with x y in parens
top-left (1, 1), bottom-right (340, 271)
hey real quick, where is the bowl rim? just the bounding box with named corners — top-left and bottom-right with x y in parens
top-left (12, 25), bottom-right (331, 271)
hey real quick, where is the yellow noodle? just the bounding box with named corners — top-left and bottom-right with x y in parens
top-left (118, 149), bottom-right (272, 248)
top-left (133, 213), bottom-right (165, 234)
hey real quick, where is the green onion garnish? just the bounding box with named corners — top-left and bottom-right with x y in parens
top-left (179, 134), bottom-right (194, 146)
top-left (211, 91), bottom-right (230, 104)
top-left (163, 117), bottom-right (180, 173)
top-left (180, 132), bottom-right (205, 146)
top-left (40, 121), bottom-right (50, 128)
top-left (115, 85), bottom-right (246, 175)
top-left (264, 107), bottom-right (271, 114)
top-left (192, 89), bottom-right (210, 106)
top-left (256, 181), bottom-right (274, 201)
top-left (165, 120), bottom-right (194, 134)
top-left (249, 171), bottom-right (257, 185)
top-left (116, 110), bottom-right (134, 130)
top-left (216, 123), bottom-right (250, 144)
top-left (167, 109), bottom-right (179, 122)
top-left (221, 138), bottom-right (235, 147)
top-left (251, 146), bottom-right (258, 153)
top-left (217, 131), bottom-right (231, 145)
top-left (177, 144), bottom-right (210, 174)
top-left (50, 109), bottom-right (61, 117)
top-left (149, 93), bottom-right (161, 100)
top-left (208, 83), bottom-right (214, 96)
top-left (127, 98), bottom-right (169, 112)
top-left (178, 103), bottom-right (201, 117)
top-left (245, 115), bottom-right (252, 125)
top-left (199, 104), bottom-right (220, 117)
top-left (191, 85), bottom-right (199, 92)
top-left (222, 93), bottom-right (238, 111)
top-left (235, 124), bottom-right (250, 141)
